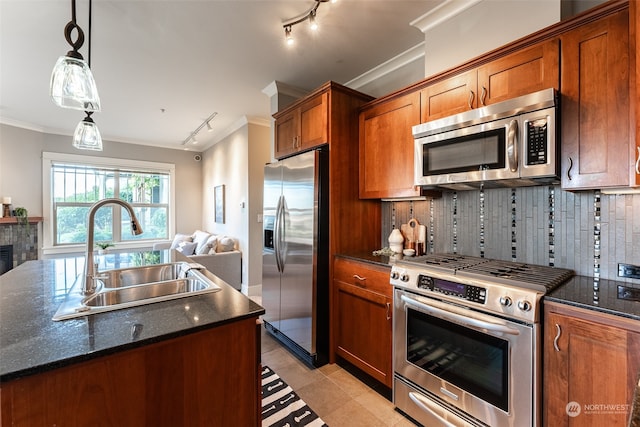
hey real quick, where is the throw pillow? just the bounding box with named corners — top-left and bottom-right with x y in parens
top-left (200, 234), bottom-right (218, 255)
top-left (216, 236), bottom-right (235, 253)
top-left (170, 233), bottom-right (193, 250)
top-left (176, 241), bottom-right (197, 255)
top-left (192, 230), bottom-right (212, 255)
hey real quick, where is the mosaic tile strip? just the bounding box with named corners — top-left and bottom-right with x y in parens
top-left (429, 198), bottom-right (435, 254)
top-left (391, 201), bottom-right (397, 230)
top-left (479, 185), bottom-right (485, 258)
top-left (593, 190), bottom-right (601, 298)
top-left (511, 189), bottom-right (517, 261)
top-left (452, 192), bottom-right (458, 254)
top-left (548, 186), bottom-right (555, 266)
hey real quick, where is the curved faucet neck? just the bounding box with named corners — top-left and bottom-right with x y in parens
top-left (83, 198), bottom-right (142, 295)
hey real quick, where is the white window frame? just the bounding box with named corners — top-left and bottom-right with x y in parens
top-left (42, 152), bottom-right (176, 255)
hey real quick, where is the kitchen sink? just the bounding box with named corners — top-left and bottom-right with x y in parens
top-left (84, 278), bottom-right (209, 307)
top-left (99, 263), bottom-right (192, 288)
top-left (53, 262), bottom-right (221, 321)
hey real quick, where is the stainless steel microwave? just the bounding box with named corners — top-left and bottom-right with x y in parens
top-left (413, 88), bottom-right (558, 190)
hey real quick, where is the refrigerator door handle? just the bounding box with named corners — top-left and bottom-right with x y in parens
top-left (273, 195), bottom-right (284, 273)
top-left (274, 195), bottom-right (284, 272)
top-left (278, 194), bottom-right (287, 272)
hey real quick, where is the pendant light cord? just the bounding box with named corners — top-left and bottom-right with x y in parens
top-left (88, 0), bottom-right (92, 67)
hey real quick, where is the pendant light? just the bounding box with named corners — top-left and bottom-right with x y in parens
top-left (72, 0), bottom-right (103, 151)
top-left (50, 0), bottom-right (101, 112)
top-left (73, 112), bottom-right (102, 150)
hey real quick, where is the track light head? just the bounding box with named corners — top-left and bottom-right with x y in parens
top-left (309, 10), bottom-right (318, 30)
top-left (285, 25), bottom-right (293, 45)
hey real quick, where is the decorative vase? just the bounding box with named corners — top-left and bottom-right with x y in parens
top-left (388, 228), bottom-right (404, 254)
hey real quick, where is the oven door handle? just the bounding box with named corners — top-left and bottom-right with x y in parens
top-left (408, 392), bottom-right (458, 427)
top-left (400, 294), bottom-right (521, 336)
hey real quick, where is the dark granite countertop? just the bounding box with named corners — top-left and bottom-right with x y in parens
top-left (545, 275), bottom-right (640, 321)
top-left (0, 250), bottom-right (264, 382)
top-left (335, 251), bottom-right (395, 269)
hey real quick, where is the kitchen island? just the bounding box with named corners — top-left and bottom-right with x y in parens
top-left (0, 250), bottom-right (265, 426)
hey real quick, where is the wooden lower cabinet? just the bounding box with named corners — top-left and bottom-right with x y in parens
top-left (543, 302), bottom-right (640, 427)
top-left (1, 317), bottom-right (261, 426)
top-left (333, 257), bottom-right (392, 387)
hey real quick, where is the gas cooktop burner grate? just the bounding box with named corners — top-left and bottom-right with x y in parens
top-left (407, 253), bottom-right (489, 271)
top-left (398, 253), bottom-right (574, 293)
top-left (460, 261), bottom-right (574, 292)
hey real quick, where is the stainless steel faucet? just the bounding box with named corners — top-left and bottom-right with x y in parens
top-left (83, 198), bottom-right (143, 295)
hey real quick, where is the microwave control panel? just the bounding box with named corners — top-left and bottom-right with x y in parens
top-left (526, 118), bottom-right (548, 165)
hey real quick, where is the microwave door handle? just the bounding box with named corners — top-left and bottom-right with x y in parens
top-left (507, 119), bottom-right (518, 172)
top-left (408, 392), bottom-right (457, 427)
top-left (400, 294), bottom-right (520, 336)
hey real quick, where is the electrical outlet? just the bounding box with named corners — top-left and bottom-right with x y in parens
top-left (618, 263), bottom-right (640, 279)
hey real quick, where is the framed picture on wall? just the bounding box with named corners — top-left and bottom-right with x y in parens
top-left (214, 185), bottom-right (225, 224)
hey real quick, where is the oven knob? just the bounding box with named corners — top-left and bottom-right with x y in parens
top-left (390, 271), bottom-right (399, 280)
top-left (518, 300), bottom-right (532, 311)
top-left (400, 274), bottom-right (410, 282)
top-left (499, 296), bottom-right (512, 307)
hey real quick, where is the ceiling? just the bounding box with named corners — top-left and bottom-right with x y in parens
top-left (0, 0), bottom-right (439, 151)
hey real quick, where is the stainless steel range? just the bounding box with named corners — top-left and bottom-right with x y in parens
top-left (391, 253), bottom-right (573, 427)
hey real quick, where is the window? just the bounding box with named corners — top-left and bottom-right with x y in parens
top-left (43, 152), bottom-right (175, 253)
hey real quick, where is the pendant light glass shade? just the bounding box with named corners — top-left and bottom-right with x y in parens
top-left (73, 114), bottom-right (103, 151)
top-left (50, 55), bottom-right (101, 112)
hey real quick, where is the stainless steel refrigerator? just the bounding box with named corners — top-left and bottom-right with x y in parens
top-left (262, 149), bottom-right (329, 367)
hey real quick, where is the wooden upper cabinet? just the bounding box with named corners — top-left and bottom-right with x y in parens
top-left (561, 9), bottom-right (631, 189)
top-left (274, 92), bottom-right (328, 159)
top-left (359, 92), bottom-right (422, 199)
top-left (420, 70), bottom-right (477, 122)
top-left (477, 38), bottom-right (560, 105)
top-left (420, 39), bottom-right (559, 123)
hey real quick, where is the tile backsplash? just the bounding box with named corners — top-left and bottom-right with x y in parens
top-left (382, 186), bottom-right (639, 283)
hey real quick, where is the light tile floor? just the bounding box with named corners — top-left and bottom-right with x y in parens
top-left (261, 328), bottom-right (417, 427)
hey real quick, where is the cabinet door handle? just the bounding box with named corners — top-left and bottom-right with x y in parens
top-left (468, 91), bottom-right (475, 109)
top-left (480, 86), bottom-right (487, 106)
top-left (292, 136), bottom-right (297, 150)
top-left (386, 302), bottom-right (391, 320)
top-left (566, 157), bottom-right (573, 181)
top-left (553, 323), bottom-right (562, 352)
top-left (635, 147), bottom-right (639, 175)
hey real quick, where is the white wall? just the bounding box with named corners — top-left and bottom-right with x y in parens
top-left (201, 119), bottom-right (270, 294)
top-left (0, 123), bottom-right (203, 244)
top-left (414, 0), bottom-right (562, 78)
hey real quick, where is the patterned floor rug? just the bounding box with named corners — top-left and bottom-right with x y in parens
top-left (261, 365), bottom-right (328, 427)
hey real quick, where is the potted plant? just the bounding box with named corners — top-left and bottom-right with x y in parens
top-left (13, 207), bottom-right (29, 236)
top-left (95, 241), bottom-right (114, 255)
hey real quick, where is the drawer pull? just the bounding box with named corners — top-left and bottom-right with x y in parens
top-left (353, 274), bottom-right (366, 281)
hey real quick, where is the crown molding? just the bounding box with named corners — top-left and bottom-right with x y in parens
top-left (410, 0), bottom-right (483, 33)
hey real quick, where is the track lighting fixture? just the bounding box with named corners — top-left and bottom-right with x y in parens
top-left (282, 0), bottom-right (334, 45)
top-left (181, 112), bottom-right (218, 146)
top-left (50, 0), bottom-right (101, 112)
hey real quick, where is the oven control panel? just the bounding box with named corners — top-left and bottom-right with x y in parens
top-left (417, 274), bottom-right (486, 304)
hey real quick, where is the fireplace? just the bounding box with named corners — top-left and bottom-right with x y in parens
top-left (0, 245), bottom-right (13, 274)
